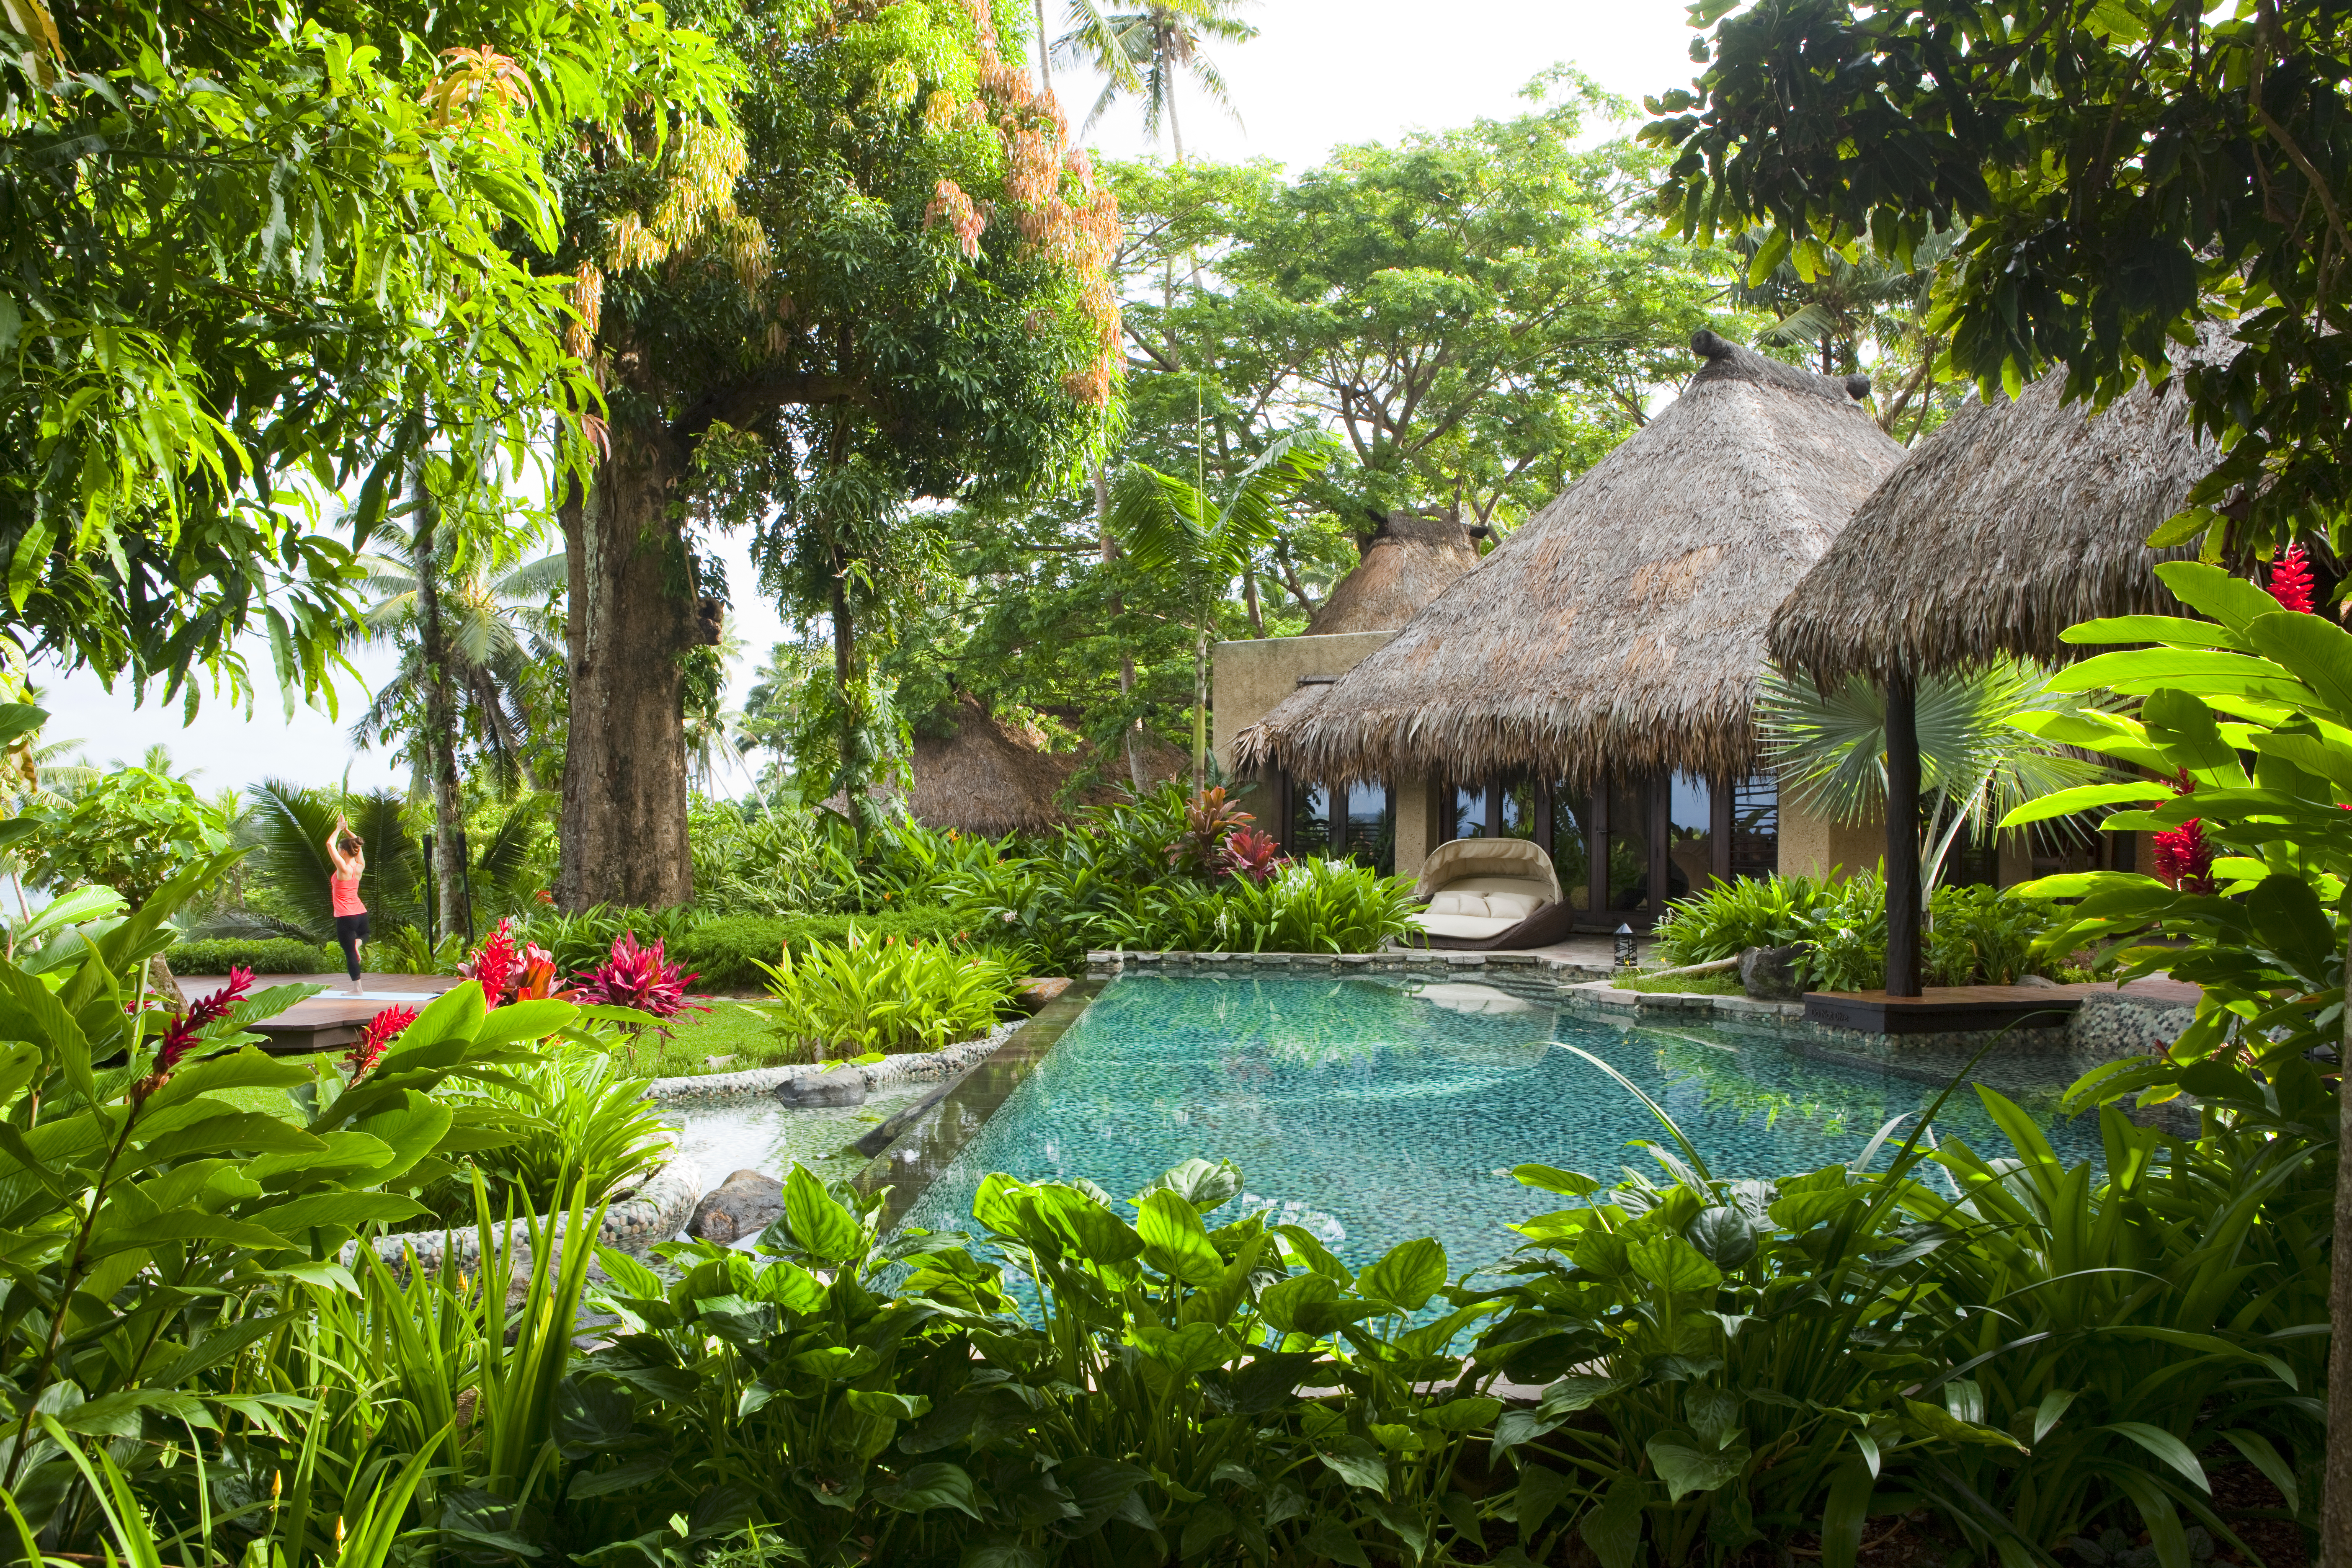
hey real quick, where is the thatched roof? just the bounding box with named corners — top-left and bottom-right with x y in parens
top-left (895, 696), bottom-right (1184, 837)
top-left (1308, 511), bottom-right (1484, 634)
top-left (1236, 331), bottom-right (1905, 785)
top-left (1768, 354), bottom-right (2223, 683)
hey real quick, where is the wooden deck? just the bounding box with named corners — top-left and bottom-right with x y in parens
top-left (1803, 978), bottom-right (2199, 1036)
top-left (180, 973), bottom-right (468, 1055)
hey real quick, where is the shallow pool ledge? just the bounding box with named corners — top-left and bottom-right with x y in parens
top-left (850, 977), bottom-right (1106, 1230)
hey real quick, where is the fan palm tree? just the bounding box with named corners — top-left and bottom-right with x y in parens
top-left (1112, 430), bottom-right (1334, 789)
top-left (1755, 656), bottom-right (2119, 902)
top-left (1055, 0), bottom-right (1256, 162)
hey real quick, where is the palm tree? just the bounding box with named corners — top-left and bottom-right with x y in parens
top-left (1054, 0), bottom-right (1256, 162)
top-left (351, 529), bottom-right (567, 791)
top-left (1112, 430), bottom-right (1333, 789)
top-left (1755, 656), bottom-right (2119, 902)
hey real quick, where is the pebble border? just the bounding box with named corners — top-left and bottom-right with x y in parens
top-left (642, 1020), bottom-right (1021, 1104)
top-left (343, 1140), bottom-right (704, 1274)
top-left (343, 1023), bottom-right (1025, 1271)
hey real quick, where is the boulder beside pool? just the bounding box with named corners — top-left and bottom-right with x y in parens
top-left (689, 1168), bottom-right (786, 1244)
top-left (1013, 977), bottom-right (1072, 1014)
top-left (1739, 944), bottom-right (1807, 1001)
top-left (776, 1071), bottom-right (868, 1108)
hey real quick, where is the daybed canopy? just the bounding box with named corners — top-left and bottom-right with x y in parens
top-left (1236, 331), bottom-right (1905, 787)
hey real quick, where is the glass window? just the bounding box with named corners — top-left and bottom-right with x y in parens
top-left (1607, 776), bottom-right (1650, 912)
top-left (1730, 775), bottom-right (1778, 881)
top-left (1344, 781), bottom-right (1395, 876)
top-left (1665, 772), bottom-right (1713, 903)
top-left (1290, 780), bottom-right (1332, 857)
top-left (1551, 785), bottom-right (1592, 910)
top-left (1452, 782), bottom-right (1489, 841)
top-left (1498, 778), bottom-right (1538, 839)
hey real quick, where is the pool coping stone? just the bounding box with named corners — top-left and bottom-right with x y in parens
top-left (851, 978), bottom-right (1108, 1231)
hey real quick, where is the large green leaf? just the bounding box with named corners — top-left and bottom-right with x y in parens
top-left (244, 1191), bottom-right (425, 1235)
top-left (873, 1462), bottom-right (982, 1519)
top-left (781, 1165), bottom-right (864, 1264)
top-left (1357, 1236), bottom-right (1447, 1312)
top-left (1259, 1273), bottom-right (1388, 1336)
top-left (1134, 1189), bottom-right (1223, 1285)
top-left (1644, 1432), bottom-right (1749, 1501)
top-left (2154, 562), bottom-right (2294, 633)
top-left (2247, 608), bottom-right (2352, 725)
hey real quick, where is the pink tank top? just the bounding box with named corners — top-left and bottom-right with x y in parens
top-left (330, 874), bottom-right (366, 918)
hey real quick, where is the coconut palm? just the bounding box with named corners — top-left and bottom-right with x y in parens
top-left (1055, 0), bottom-right (1256, 162)
top-left (1756, 655), bottom-right (2119, 901)
top-left (350, 525), bottom-right (568, 794)
top-left (1112, 430), bottom-right (1333, 789)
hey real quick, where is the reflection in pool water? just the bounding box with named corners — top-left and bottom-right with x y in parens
top-left (891, 971), bottom-right (2102, 1280)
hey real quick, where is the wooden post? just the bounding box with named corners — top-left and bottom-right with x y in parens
top-left (1885, 671), bottom-right (1924, 996)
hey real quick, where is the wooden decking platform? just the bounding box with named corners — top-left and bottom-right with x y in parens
top-left (1803, 978), bottom-right (2199, 1035)
top-left (180, 973), bottom-right (467, 1055)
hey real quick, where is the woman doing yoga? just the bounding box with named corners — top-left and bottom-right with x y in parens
top-left (327, 814), bottom-right (369, 995)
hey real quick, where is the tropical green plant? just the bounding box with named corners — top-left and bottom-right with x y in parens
top-left (685, 796), bottom-right (848, 919)
top-left (1651, 872), bottom-right (1841, 966)
top-left (1924, 884), bottom-right (2054, 987)
top-left (750, 927), bottom-right (1021, 1060)
top-left (242, 781), bottom-right (424, 939)
top-left (0, 854), bottom-right (588, 1542)
top-left (1758, 656), bottom-right (2115, 901)
top-left (522, 901), bottom-right (716, 981)
top-left (668, 907), bottom-right (973, 992)
top-left (1104, 855), bottom-right (1420, 954)
top-left (21, 763), bottom-right (227, 908)
top-left (1114, 433), bottom-right (1336, 785)
top-left (1654, 871), bottom-right (2060, 989)
top-left (423, 1047), bottom-right (670, 1221)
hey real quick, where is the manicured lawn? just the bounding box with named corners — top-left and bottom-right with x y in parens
top-left (1611, 969), bottom-right (1744, 995)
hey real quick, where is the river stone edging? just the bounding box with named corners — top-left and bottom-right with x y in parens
top-left (340, 1142), bottom-right (704, 1274)
top-left (642, 1021), bottom-right (1019, 1105)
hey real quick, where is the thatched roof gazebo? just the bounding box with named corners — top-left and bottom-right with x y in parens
top-left (1764, 354), bottom-right (2222, 999)
top-left (1768, 360), bottom-right (2221, 683)
top-left (1237, 331), bottom-right (1906, 786)
top-left (1307, 511), bottom-right (1485, 635)
top-left (896, 696), bottom-right (1183, 837)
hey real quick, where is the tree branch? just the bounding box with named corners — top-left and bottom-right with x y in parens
top-left (671, 371), bottom-right (859, 446)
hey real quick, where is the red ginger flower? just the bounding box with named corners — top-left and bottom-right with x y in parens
top-left (2268, 544), bottom-right (2317, 614)
top-left (344, 1004), bottom-right (417, 1081)
top-left (460, 918), bottom-right (521, 1006)
top-left (1221, 826), bottom-right (1286, 885)
top-left (136, 967), bottom-right (254, 1099)
top-left (569, 932), bottom-right (710, 1038)
top-left (2152, 790), bottom-right (2218, 896)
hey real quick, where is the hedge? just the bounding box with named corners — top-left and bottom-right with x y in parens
top-left (169, 937), bottom-right (341, 975)
top-left (671, 906), bottom-right (976, 991)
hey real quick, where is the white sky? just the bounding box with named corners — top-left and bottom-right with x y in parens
top-left (41, 0), bottom-right (1701, 795)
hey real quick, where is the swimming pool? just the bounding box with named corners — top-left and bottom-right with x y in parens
top-left (889, 971), bottom-right (2101, 1279)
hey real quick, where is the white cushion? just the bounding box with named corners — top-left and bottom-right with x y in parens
top-left (1409, 912), bottom-right (1522, 939)
top-left (1427, 890), bottom-right (1491, 917)
top-left (1482, 891), bottom-right (1541, 920)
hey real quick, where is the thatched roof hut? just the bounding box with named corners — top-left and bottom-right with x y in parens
top-left (1308, 511), bottom-right (1484, 634)
top-left (1768, 357), bottom-right (2223, 683)
top-left (1236, 331), bottom-right (1905, 785)
top-left (895, 696), bottom-right (1183, 837)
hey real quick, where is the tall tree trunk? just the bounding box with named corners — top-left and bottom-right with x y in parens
top-left (1191, 621), bottom-right (1208, 795)
top-left (1032, 0), bottom-right (1051, 91)
top-left (557, 418), bottom-right (695, 911)
top-left (1883, 672), bottom-right (1923, 997)
top-left (1242, 568), bottom-right (1264, 637)
top-left (411, 470), bottom-right (468, 939)
top-left (831, 563), bottom-right (866, 852)
top-left (1096, 461), bottom-right (1149, 793)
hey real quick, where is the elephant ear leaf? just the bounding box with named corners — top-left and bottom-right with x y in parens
top-left (349, 1092), bottom-right (456, 1186)
top-left (2245, 875), bottom-right (2335, 983)
top-left (2156, 562), bottom-right (2293, 634)
top-left (2248, 609), bottom-right (2352, 726)
top-left (2140, 688), bottom-right (2249, 786)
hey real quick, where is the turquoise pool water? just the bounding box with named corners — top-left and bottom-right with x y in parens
top-left (892, 972), bottom-right (2102, 1278)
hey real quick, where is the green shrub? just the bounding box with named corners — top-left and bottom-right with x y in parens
top-left (420, 1045), bottom-right (671, 1221)
top-left (1101, 856), bottom-right (1421, 954)
top-left (1654, 870), bottom-right (2058, 989)
top-left (670, 905), bottom-right (971, 990)
top-left (748, 923), bottom-right (1021, 1059)
top-left (168, 935), bottom-right (339, 973)
top-left (520, 901), bottom-right (714, 978)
